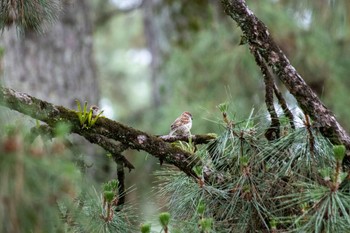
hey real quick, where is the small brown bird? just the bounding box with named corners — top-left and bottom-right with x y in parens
top-left (169, 111), bottom-right (193, 136)
top-left (90, 105), bottom-right (101, 117)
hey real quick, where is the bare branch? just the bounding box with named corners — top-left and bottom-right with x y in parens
top-left (251, 48), bottom-right (280, 140)
top-left (273, 82), bottom-right (295, 129)
top-left (116, 160), bottom-right (126, 211)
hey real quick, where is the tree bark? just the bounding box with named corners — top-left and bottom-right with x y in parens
top-left (221, 0), bottom-right (350, 155)
top-left (142, 0), bottom-right (170, 108)
top-left (1, 0), bottom-right (103, 177)
top-left (2, 0), bottom-right (98, 108)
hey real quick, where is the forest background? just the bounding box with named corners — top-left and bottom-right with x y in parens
top-left (1, 0), bottom-right (350, 231)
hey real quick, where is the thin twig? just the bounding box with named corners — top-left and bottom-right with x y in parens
top-left (115, 160), bottom-right (125, 211)
top-left (251, 48), bottom-right (280, 140)
top-left (273, 83), bottom-right (295, 129)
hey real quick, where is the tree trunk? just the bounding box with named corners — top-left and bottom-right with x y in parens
top-left (1, 0), bottom-right (104, 178)
top-left (142, 0), bottom-right (171, 108)
top-left (2, 1), bottom-right (99, 108)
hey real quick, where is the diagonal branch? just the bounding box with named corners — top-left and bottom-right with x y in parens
top-left (221, 0), bottom-right (350, 156)
top-left (251, 48), bottom-right (280, 140)
top-left (0, 86), bottom-right (202, 178)
top-left (272, 82), bottom-right (295, 129)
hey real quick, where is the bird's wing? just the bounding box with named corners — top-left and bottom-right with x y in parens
top-left (171, 117), bottom-right (182, 131)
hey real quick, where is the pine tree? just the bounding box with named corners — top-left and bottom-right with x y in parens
top-left (1, 0), bottom-right (350, 232)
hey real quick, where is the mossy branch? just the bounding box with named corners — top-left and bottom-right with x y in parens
top-left (0, 86), bottom-right (207, 178)
top-left (221, 0), bottom-right (350, 157)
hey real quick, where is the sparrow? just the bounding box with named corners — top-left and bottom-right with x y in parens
top-left (90, 105), bottom-right (101, 117)
top-left (169, 111), bottom-right (193, 136)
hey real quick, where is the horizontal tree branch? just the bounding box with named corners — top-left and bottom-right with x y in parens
top-left (0, 86), bottom-right (208, 178)
top-left (221, 0), bottom-right (350, 156)
top-left (158, 134), bottom-right (216, 144)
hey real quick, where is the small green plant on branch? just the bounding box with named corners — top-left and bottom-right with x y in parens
top-left (140, 222), bottom-right (151, 233)
top-left (101, 179), bottom-right (119, 222)
top-left (75, 100), bottom-right (104, 129)
top-left (172, 137), bottom-right (196, 154)
top-left (196, 200), bottom-right (213, 233)
top-left (159, 212), bottom-right (171, 233)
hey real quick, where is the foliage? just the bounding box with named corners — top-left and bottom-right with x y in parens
top-left (91, 2), bottom-right (350, 226)
top-left (75, 100), bottom-right (104, 129)
top-left (155, 110), bottom-right (350, 232)
top-left (0, 125), bottom-right (136, 233)
top-left (78, 188), bottom-right (137, 233)
top-left (140, 222), bottom-right (151, 233)
top-left (0, 0), bottom-right (61, 32)
top-left (2, 0), bottom-right (350, 232)
top-left (2, 100), bottom-right (350, 232)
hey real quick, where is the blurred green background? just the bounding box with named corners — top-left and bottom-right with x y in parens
top-left (1, 0), bottom-right (350, 225)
